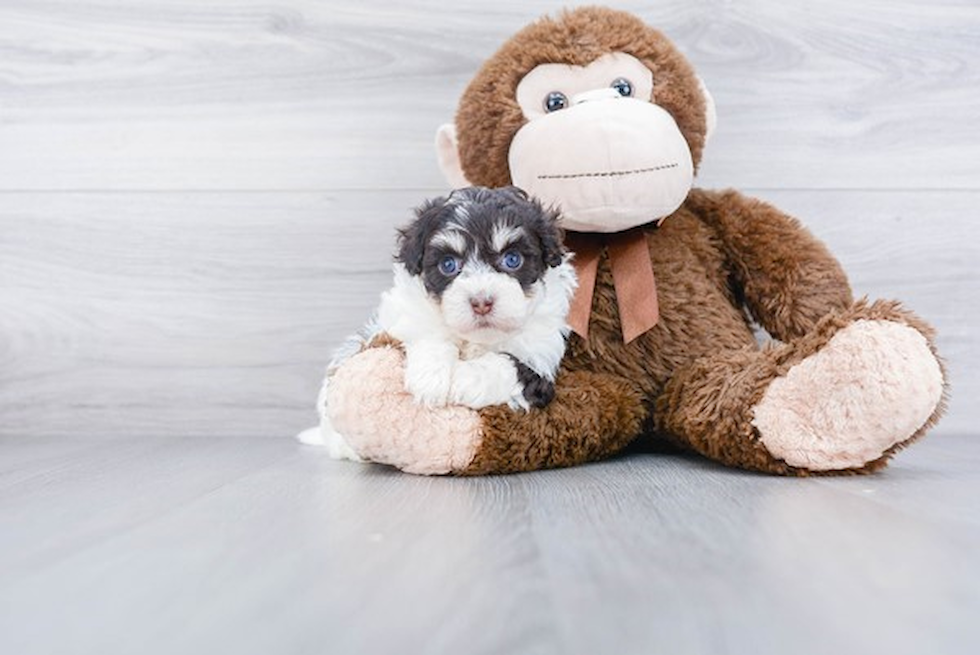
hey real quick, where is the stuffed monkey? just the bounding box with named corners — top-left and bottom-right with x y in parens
top-left (324, 7), bottom-right (946, 475)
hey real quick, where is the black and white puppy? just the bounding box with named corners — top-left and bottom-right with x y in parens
top-left (384, 185), bottom-right (576, 410)
top-left (298, 186), bottom-right (576, 456)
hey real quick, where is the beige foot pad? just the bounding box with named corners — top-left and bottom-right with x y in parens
top-left (327, 347), bottom-right (483, 475)
top-left (752, 320), bottom-right (944, 471)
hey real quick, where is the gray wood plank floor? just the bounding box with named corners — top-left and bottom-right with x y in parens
top-left (1, 435), bottom-right (977, 655)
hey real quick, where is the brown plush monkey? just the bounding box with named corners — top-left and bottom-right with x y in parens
top-left (324, 7), bottom-right (946, 475)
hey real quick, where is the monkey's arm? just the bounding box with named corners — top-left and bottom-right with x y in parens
top-left (686, 188), bottom-right (853, 341)
top-left (463, 367), bottom-right (644, 474)
top-left (328, 341), bottom-right (645, 475)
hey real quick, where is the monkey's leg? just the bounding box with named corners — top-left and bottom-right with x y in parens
top-left (328, 345), bottom-right (646, 475)
top-left (655, 300), bottom-right (947, 475)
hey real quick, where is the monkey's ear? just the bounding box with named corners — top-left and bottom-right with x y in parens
top-left (697, 76), bottom-right (717, 145)
top-left (435, 124), bottom-right (473, 189)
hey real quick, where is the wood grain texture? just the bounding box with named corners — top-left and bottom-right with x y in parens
top-left (0, 0), bottom-right (978, 190)
top-left (0, 191), bottom-right (398, 438)
top-left (0, 436), bottom-right (977, 655)
top-left (1, 189), bottom-right (976, 438)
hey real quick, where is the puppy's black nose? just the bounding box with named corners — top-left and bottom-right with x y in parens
top-left (470, 296), bottom-right (494, 316)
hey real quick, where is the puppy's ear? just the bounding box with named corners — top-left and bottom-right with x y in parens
top-left (498, 185), bottom-right (529, 201)
top-left (537, 204), bottom-right (566, 268)
top-left (396, 197), bottom-right (446, 275)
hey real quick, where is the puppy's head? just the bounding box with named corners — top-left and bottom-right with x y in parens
top-left (396, 186), bottom-right (566, 344)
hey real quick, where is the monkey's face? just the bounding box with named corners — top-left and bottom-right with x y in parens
top-left (509, 53), bottom-right (695, 233)
top-left (440, 8), bottom-right (715, 235)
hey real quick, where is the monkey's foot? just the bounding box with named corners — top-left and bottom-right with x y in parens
top-left (751, 319), bottom-right (944, 471)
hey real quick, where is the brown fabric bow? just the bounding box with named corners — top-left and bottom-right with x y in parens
top-left (564, 229), bottom-right (659, 344)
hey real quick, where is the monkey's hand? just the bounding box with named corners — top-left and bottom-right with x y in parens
top-left (327, 344), bottom-right (484, 475)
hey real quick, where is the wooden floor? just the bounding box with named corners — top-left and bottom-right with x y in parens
top-left (1, 435), bottom-right (977, 655)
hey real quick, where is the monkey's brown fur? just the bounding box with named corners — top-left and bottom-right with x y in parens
top-left (462, 191), bottom-right (917, 475)
top-left (457, 7), bottom-right (709, 187)
top-left (454, 9), bottom-right (946, 475)
top-left (331, 7), bottom-right (946, 476)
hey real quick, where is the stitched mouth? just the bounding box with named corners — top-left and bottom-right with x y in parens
top-left (537, 162), bottom-right (679, 180)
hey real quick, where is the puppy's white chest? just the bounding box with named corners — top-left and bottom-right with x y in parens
top-left (459, 341), bottom-right (493, 360)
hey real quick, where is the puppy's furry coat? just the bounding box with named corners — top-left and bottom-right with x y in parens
top-left (299, 186), bottom-right (576, 457)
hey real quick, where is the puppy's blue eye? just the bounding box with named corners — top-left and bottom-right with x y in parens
top-left (611, 77), bottom-right (633, 97)
top-left (501, 251), bottom-right (523, 271)
top-left (439, 255), bottom-right (461, 276)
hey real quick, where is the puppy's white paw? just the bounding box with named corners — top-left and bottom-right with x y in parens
top-left (404, 340), bottom-right (457, 407)
top-left (405, 372), bottom-right (453, 407)
top-left (452, 352), bottom-right (521, 409)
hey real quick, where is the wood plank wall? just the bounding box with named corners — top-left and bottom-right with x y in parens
top-left (1, 0), bottom-right (977, 438)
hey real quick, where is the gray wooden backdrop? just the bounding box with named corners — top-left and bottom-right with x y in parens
top-left (1, 0), bottom-right (977, 440)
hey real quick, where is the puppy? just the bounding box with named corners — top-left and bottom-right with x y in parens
top-left (298, 186), bottom-right (577, 458)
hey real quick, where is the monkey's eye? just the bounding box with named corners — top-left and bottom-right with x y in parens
top-left (544, 92), bottom-right (568, 113)
top-left (611, 78), bottom-right (633, 97)
top-left (439, 255), bottom-right (462, 276)
top-left (500, 250), bottom-right (524, 271)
